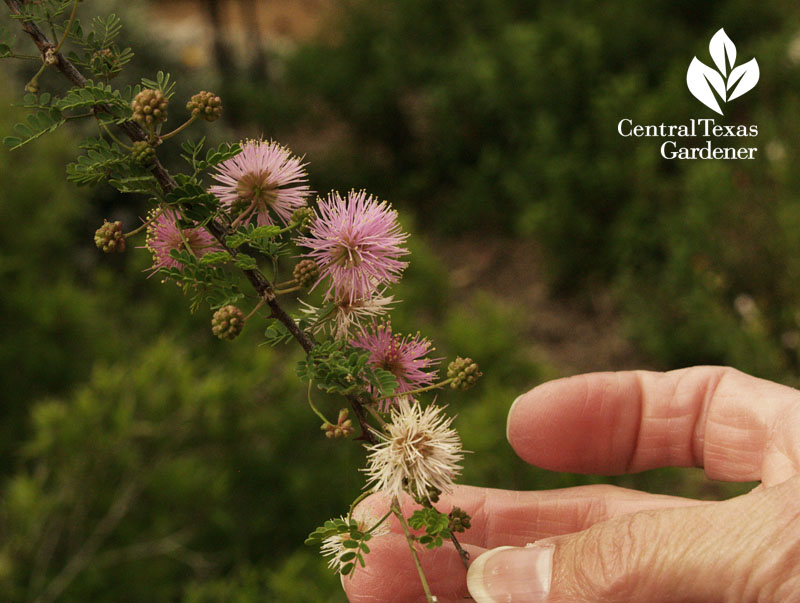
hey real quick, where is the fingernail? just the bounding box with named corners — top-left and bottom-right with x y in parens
top-left (467, 544), bottom-right (554, 602)
top-left (506, 394), bottom-right (525, 443)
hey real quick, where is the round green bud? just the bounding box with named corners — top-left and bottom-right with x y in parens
top-left (211, 305), bottom-right (244, 340)
top-left (186, 91), bottom-right (223, 122)
top-left (293, 259), bottom-right (319, 288)
top-left (131, 88), bottom-right (169, 127)
top-left (447, 357), bottom-right (482, 391)
top-left (290, 206), bottom-right (315, 232)
top-left (130, 141), bottom-right (156, 167)
top-left (94, 220), bottom-right (126, 253)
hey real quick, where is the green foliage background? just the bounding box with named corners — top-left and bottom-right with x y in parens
top-left (2, 0), bottom-right (799, 600)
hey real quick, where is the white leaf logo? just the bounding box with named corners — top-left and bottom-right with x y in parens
top-left (686, 28), bottom-right (759, 115)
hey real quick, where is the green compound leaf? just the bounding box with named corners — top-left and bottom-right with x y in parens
top-left (296, 341), bottom-right (372, 395)
top-left (4, 111), bottom-right (66, 150)
top-left (67, 137), bottom-right (129, 186)
top-left (408, 508), bottom-right (451, 549)
top-left (164, 175), bottom-right (220, 224)
top-left (199, 251), bottom-right (232, 265)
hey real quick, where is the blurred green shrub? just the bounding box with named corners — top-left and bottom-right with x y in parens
top-left (256, 0), bottom-right (800, 378)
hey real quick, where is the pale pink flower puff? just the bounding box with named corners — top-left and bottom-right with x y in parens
top-left (209, 140), bottom-right (311, 226)
top-left (144, 208), bottom-right (223, 272)
top-left (352, 321), bottom-right (439, 409)
top-left (297, 191), bottom-right (409, 304)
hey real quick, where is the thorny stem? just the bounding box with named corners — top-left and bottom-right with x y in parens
top-left (392, 497), bottom-right (436, 603)
top-left (23, 0), bottom-right (78, 92)
top-left (450, 533), bottom-right (470, 569)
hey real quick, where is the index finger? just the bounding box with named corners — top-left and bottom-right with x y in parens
top-left (507, 367), bottom-right (800, 485)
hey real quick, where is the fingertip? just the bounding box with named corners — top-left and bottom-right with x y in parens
top-left (506, 392), bottom-right (528, 445)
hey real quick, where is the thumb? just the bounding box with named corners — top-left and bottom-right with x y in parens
top-left (466, 477), bottom-right (800, 602)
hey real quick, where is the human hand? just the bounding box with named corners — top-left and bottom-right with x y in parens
top-left (343, 367), bottom-right (800, 602)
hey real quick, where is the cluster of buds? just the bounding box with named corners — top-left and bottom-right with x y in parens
top-left (293, 259), bottom-right (319, 288)
top-left (186, 91), bottom-right (223, 122)
top-left (322, 409), bottom-right (354, 438)
top-left (90, 48), bottom-right (122, 79)
top-left (94, 220), bottom-right (126, 253)
top-left (131, 88), bottom-right (168, 127)
top-left (290, 206), bottom-right (315, 232)
top-left (448, 507), bottom-right (471, 533)
top-left (211, 305), bottom-right (244, 340)
top-left (447, 357), bottom-right (482, 391)
top-left (130, 141), bottom-right (156, 167)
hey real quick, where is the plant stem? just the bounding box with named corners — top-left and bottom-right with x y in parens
top-left (101, 122), bottom-right (132, 150)
top-left (306, 380), bottom-right (332, 426)
top-left (230, 201), bottom-right (257, 229)
top-left (52, 0), bottom-right (79, 53)
top-left (159, 116), bottom-right (196, 141)
top-left (243, 298), bottom-right (265, 322)
top-left (376, 378), bottom-right (454, 402)
top-left (365, 404), bottom-right (387, 429)
top-left (347, 491), bottom-right (372, 520)
top-left (274, 285), bottom-right (302, 295)
top-left (124, 209), bottom-right (163, 239)
top-left (392, 497), bottom-right (435, 603)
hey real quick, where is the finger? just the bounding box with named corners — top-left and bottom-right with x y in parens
top-left (507, 366), bottom-right (800, 484)
top-left (342, 532), bottom-right (484, 602)
top-left (467, 476), bottom-right (800, 602)
top-left (357, 484), bottom-right (705, 549)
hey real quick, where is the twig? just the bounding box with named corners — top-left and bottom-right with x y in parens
top-left (392, 497), bottom-right (435, 603)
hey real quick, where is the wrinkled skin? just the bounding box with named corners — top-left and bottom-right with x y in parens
top-left (344, 367), bottom-right (800, 602)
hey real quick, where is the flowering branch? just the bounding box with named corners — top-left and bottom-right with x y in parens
top-left (2, 1), bottom-right (484, 597)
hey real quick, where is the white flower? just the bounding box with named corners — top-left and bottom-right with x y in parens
top-left (363, 398), bottom-right (463, 502)
top-left (301, 290), bottom-right (395, 339)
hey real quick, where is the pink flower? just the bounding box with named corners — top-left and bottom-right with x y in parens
top-left (352, 321), bottom-right (439, 408)
top-left (297, 191), bottom-right (409, 303)
top-left (145, 208), bottom-right (223, 272)
top-left (209, 140), bottom-right (311, 226)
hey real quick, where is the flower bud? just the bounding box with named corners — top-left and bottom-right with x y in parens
top-left (90, 48), bottom-right (121, 79)
top-left (94, 220), bottom-right (126, 253)
top-left (290, 206), bottom-right (315, 232)
top-left (186, 91), bottom-right (223, 122)
top-left (211, 305), bottom-right (244, 340)
top-left (321, 408), bottom-right (354, 438)
top-left (447, 357), bottom-right (482, 391)
top-left (131, 88), bottom-right (169, 126)
top-left (130, 141), bottom-right (156, 167)
top-left (293, 259), bottom-right (319, 288)
top-left (448, 507), bottom-right (471, 533)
